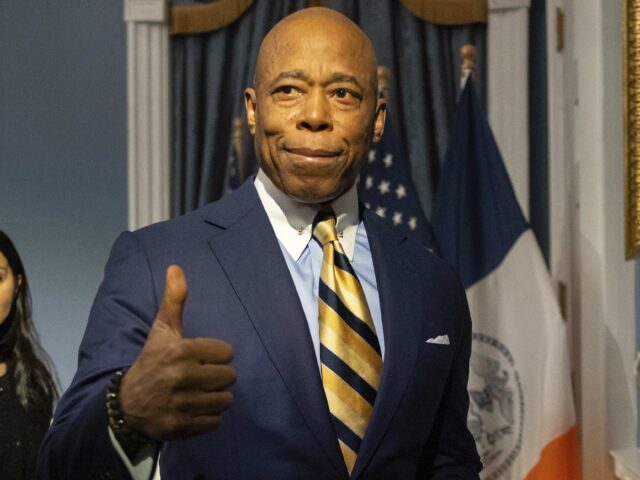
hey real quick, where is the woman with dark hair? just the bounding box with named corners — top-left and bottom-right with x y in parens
top-left (0, 230), bottom-right (58, 479)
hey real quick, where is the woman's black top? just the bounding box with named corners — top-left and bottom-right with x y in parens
top-left (0, 375), bottom-right (48, 480)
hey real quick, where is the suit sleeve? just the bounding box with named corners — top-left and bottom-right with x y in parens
top-left (418, 275), bottom-right (482, 479)
top-left (36, 232), bottom-right (160, 480)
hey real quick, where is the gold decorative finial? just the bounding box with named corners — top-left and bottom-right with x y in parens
top-left (460, 44), bottom-right (477, 88)
top-left (460, 44), bottom-right (477, 72)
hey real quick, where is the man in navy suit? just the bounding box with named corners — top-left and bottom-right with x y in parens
top-left (38, 7), bottom-right (481, 479)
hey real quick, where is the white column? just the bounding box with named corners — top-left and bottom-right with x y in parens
top-left (569, 0), bottom-right (636, 478)
top-left (124, 0), bottom-right (171, 230)
top-left (487, 0), bottom-right (530, 217)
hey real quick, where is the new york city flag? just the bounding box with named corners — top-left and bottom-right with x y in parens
top-left (432, 77), bottom-right (580, 479)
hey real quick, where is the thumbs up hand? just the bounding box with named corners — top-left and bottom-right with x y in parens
top-left (119, 265), bottom-right (236, 441)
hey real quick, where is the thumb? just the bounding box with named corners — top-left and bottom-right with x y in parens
top-left (155, 264), bottom-right (188, 336)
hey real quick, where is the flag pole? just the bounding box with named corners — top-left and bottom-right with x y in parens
top-left (231, 116), bottom-right (246, 182)
top-left (460, 44), bottom-right (477, 89)
top-left (377, 65), bottom-right (391, 100)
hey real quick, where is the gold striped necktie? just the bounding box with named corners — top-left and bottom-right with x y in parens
top-left (313, 210), bottom-right (383, 474)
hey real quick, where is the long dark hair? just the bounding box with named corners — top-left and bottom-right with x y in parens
top-left (0, 230), bottom-right (58, 425)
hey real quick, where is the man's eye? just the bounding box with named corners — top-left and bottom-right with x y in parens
top-left (275, 85), bottom-right (297, 96)
top-left (273, 85), bottom-right (302, 102)
top-left (335, 88), bottom-right (358, 99)
top-left (333, 88), bottom-right (359, 102)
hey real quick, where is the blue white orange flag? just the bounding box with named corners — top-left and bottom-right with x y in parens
top-left (432, 76), bottom-right (580, 479)
top-left (357, 120), bottom-right (436, 251)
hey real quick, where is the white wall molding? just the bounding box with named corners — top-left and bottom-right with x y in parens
top-left (124, 0), bottom-right (170, 230)
top-left (569, 0), bottom-right (636, 478)
top-left (124, 0), bottom-right (167, 22)
top-left (547, 1), bottom-right (569, 286)
top-left (487, 1), bottom-right (530, 217)
top-left (546, 0), bottom-right (576, 373)
top-left (489, 0), bottom-right (531, 10)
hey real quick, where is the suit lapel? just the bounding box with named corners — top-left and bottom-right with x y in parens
top-left (203, 182), bottom-right (347, 478)
top-left (350, 212), bottom-right (425, 479)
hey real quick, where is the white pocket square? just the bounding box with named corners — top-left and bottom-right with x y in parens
top-left (426, 335), bottom-right (450, 345)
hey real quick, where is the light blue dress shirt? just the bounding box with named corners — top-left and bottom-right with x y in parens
top-left (254, 170), bottom-right (385, 365)
top-left (279, 221), bottom-right (385, 367)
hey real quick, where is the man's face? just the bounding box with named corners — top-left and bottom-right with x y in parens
top-left (245, 21), bottom-right (386, 204)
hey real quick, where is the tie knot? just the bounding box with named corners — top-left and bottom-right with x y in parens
top-left (313, 210), bottom-right (338, 246)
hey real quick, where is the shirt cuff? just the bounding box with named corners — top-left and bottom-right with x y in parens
top-left (108, 426), bottom-right (159, 480)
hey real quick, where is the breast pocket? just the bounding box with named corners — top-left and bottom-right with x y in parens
top-left (407, 342), bottom-right (456, 404)
top-left (392, 342), bottom-right (458, 445)
top-left (417, 342), bottom-right (455, 372)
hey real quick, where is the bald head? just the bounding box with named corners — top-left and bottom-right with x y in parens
top-left (254, 8), bottom-right (379, 94)
top-left (244, 7), bottom-right (386, 204)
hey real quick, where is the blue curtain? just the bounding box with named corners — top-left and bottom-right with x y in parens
top-left (171, 0), bottom-right (308, 215)
top-left (171, 0), bottom-right (486, 217)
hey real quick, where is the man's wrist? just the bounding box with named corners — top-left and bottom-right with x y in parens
top-left (106, 368), bottom-right (157, 459)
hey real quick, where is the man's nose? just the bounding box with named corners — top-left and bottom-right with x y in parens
top-left (297, 90), bottom-right (332, 132)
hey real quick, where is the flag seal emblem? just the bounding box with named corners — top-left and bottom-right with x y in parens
top-left (467, 333), bottom-right (524, 479)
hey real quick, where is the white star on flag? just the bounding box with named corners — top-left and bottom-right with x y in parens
top-left (383, 153), bottom-right (393, 167)
top-left (378, 180), bottom-right (390, 195)
top-left (408, 217), bottom-right (417, 230)
top-left (392, 211), bottom-right (403, 225)
top-left (395, 184), bottom-right (407, 199)
top-left (375, 206), bottom-right (387, 218)
top-left (364, 202), bottom-right (371, 209)
top-left (365, 176), bottom-right (374, 189)
top-left (368, 149), bottom-right (376, 163)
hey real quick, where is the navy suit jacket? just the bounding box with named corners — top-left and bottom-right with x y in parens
top-left (37, 180), bottom-right (481, 479)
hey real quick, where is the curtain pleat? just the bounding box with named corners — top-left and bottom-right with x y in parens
top-left (171, 0), bottom-right (308, 215)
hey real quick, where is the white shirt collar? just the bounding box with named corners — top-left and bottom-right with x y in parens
top-left (254, 169), bottom-right (360, 261)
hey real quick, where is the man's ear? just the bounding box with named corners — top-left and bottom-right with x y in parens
top-left (372, 98), bottom-right (387, 143)
top-left (244, 88), bottom-right (257, 135)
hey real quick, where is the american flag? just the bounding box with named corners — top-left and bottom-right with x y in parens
top-left (358, 121), bottom-right (436, 251)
